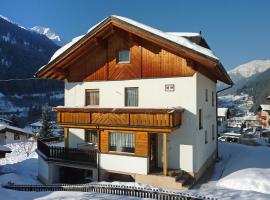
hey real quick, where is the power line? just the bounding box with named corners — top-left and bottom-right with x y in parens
top-left (0, 78), bottom-right (39, 82)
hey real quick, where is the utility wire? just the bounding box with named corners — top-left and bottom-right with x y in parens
top-left (0, 78), bottom-right (39, 82)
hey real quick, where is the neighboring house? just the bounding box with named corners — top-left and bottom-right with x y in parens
top-left (0, 118), bottom-right (13, 126)
top-left (258, 104), bottom-right (270, 128)
top-left (29, 121), bottom-right (42, 134)
top-left (0, 124), bottom-right (33, 145)
top-left (0, 145), bottom-right (11, 158)
top-left (217, 108), bottom-right (231, 134)
top-left (27, 121), bottom-right (63, 136)
top-left (35, 16), bottom-right (232, 189)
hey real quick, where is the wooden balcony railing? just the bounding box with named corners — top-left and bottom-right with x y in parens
top-left (260, 115), bottom-right (267, 120)
top-left (53, 107), bottom-right (183, 129)
top-left (37, 138), bottom-right (97, 165)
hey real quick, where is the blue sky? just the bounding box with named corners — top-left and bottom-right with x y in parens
top-left (1, 0), bottom-right (270, 70)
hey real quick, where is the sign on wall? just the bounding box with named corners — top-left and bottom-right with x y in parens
top-left (165, 84), bottom-right (175, 92)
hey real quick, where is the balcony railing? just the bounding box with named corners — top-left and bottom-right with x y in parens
top-left (53, 107), bottom-right (183, 129)
top-left (37, 138), bottom-right (97, 165)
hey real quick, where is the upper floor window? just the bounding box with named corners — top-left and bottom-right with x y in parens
top-left (205, 89), bottom-right (208, 102)
top-left (205, 130), bottom-right (208, 144)
top-left (85, 89), bottom-right (99, 106)
top-left (85, 130), bottom-right (97, 144)
top-left (212, 124), bottom-right (215, 140)
top-left (14, 133), bottom-right (20, 140)
top-left (212, 91), bottom-right (215, 107)
top-left (199, 109), bottom-right (203, 130)
top-left (125, 87), bottom-right (138, 107)
top-left (118, 50), bottom-right (130, 64)
top-left (109, 132), bottom-right (135, 153)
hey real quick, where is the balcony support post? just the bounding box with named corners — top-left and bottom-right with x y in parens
top-left (163, 133), bottom-right (168, 176)
top-left (64, 128), bottom-right (69, 148)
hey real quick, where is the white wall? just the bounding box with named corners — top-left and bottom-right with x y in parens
top-left (68, 128), bottom-right (85, 148)
top-left (65, 73), bottom-right (216, 174)
top-left (194, 73), bottom-right (217, 173)
top-left (99, 153), bottom-right (148, 175)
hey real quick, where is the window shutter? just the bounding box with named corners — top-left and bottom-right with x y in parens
top-left (100, 130), bottom-right (109, 153)
top-left (135, 132), bottom-right (149, 157)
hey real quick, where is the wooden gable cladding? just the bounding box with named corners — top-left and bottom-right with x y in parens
top-left (64, 29), bottom-right (196, 82)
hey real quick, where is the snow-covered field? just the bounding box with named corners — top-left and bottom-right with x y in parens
top-left (1, 141), bottom-right (270, 199)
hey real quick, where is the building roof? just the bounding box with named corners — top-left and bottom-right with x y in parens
top-left (218, 108), bottom-right (229, 117)
top-left (0, 124), bottom-right (34, 135)
top-left (260, 104), bottom-right (270, 111)
top-left (30, 121), bottom-right (42, 127)
top-left (35, 15), bottom-right (233, 85)
top-left (0, 145), bottom-right (11, 152)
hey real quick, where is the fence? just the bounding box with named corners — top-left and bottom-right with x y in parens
top-left (2, 183), bottom-right (215, 200)
top-left (37, 138), bottom-right (97, 164)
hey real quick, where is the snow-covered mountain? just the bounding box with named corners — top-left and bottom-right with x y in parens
top-left (228, 60), bottom-right (270, 82)
top-left (31, 26), bottom-right (64, 46)
top-left (218, 59), bottom-right (270, 111)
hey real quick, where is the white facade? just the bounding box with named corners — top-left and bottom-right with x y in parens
top-left (64, 72), bottom-right (217, 175)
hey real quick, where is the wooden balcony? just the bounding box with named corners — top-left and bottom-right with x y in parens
top-left (53, 107), bottom-right (183, 132)
top-left (260, 115), bottom-right (267, 120)
top-left (37, 138), bottom-right (97, 166)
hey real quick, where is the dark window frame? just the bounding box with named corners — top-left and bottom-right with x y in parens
top-left (14, 133), bottom-right (20, 140)
top-left (205, 130), bottom-right (208, 144)
top-left (212, 91), bottom-right (215, 107)
top-left (125, 87), bottom-right (139, 107)
top-left (212, 124), bottom-right (215, 140)
top-left (109, 132), bottom-right (135, 154)
top-left (85, 89), bottom-right (100, 106)
top-left (205, 89), bottom-right (208, 102)
top-left (199, 109), bottom-right (203, 130)
top-left (117, 49), bottom-right (130, 64)
top-left (84, 129), bottom-right (97, 144)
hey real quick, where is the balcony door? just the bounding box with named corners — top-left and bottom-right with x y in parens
top-left (149, 133), bottom-right (158, 172)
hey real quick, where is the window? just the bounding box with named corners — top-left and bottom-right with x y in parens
top-left (205, 89), bottom-right (208, 102)
top-left (205, 130), bottom-right (208, 144)
top-left (199, 109), bottom-right (203, 129)
top-left (212, 124), bottom-right (215, 140)
top-left (85, 89), bottom-right (99, 106)
top-left (85, 130), bottom-right (97, 144)
top-left (14, 133), bottom-right (20, 140)
top-left (212, 91), bottom-right (215, 107)
top-left (118, 50), bottom-right (130, 64)
top-left (109, 132), bottom-right (135, 153)
top-left (125, 87), bottom-right (138, 107)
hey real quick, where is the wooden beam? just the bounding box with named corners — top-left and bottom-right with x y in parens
top-left (59, 124), bottom-right (173, 133)
top-left (163, 133), bottom-right (167, 176)
top-left (64, 128), bottom-right (69, 148)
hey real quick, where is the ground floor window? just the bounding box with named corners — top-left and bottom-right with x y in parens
top-left (14, 133), bottom-right (20, 140)
top-left (85, 130), bottom-right (97, 144)
top-left (109, 132), bottom-right (135, 153)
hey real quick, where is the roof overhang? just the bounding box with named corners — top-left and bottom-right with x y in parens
top-left (35, 16), bottom-right (233, 85)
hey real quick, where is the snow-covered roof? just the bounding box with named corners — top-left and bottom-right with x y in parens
top-left (260, 104), bottom-right (270, 111)
top-left (39, 15), bottom-right (218, 71)
top-left (218, 108), bottom-right (229, 117)
top-left (30, 121), bottom-right (43, 127)
top-left (0, 145), bottom-right (11, 152)
top-left (166, 32), bottom-right (201, 37)
top-left (0, 124), bottom-right (34, 135)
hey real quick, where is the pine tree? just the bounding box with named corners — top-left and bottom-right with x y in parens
top-left (39, 104), bottom-right (53, 138)
top-left (10, 114), bottom-right (19, 127)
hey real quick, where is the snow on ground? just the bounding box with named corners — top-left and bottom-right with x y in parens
top-left (1, 141), bottom-right (270, 199)
top-left (189, 142), bottom-right (270, 199)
